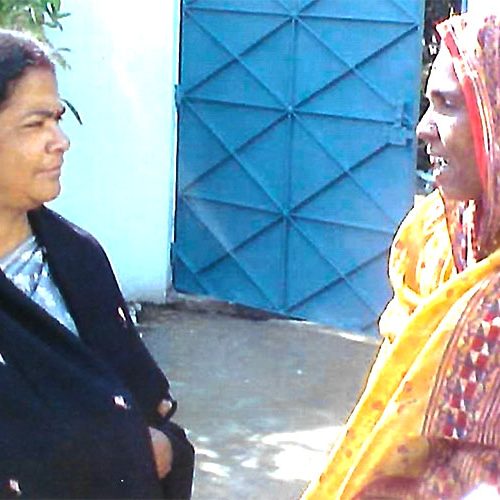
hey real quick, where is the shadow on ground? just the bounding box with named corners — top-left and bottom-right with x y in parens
top-left (139, 305), bottom-right (378, 499)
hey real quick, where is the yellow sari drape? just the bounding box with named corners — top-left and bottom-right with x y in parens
top-left (302, 191), bottom-right (500, 499)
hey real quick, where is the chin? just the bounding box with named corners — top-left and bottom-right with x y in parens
top-left (38, 183), bottom-right (62, 205)
top-left (434, 158), bottom-right (482, 201)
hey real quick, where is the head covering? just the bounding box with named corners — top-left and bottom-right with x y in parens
top-left (436, 10), bottom-right (500, 267)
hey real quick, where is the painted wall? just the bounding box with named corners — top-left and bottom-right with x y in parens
top-left (48, 0), bottom-right (179, 301)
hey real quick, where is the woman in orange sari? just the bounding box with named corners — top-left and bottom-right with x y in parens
top-left (302, 9), bottom-right (500, 499)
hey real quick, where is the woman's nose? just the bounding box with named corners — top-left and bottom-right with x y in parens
top-left (416, 108), bottom-right (437, 143)
top-left (47, 125), bottom-right (70, 153)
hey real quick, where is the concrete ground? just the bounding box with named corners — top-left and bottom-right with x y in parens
top-left (139, 303), bottom-right (379, 500)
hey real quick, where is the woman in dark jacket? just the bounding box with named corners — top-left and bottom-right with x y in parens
top-left (0, 30), bottom-right (194, 498)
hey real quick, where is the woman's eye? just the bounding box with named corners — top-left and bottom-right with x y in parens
top-left (436, 96), bottom-right (456, 111)
top-left (24, 121), bottom-right (43, 128)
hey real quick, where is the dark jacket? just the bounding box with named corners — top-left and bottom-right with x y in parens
top-left (0, 206), bottom-right (193, 498)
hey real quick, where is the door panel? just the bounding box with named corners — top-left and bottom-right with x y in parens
top-left (174, 0), bottom-right (424, 334)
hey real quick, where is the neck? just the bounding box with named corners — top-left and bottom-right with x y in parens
top-left (0, 209), bottom-right (32, 259)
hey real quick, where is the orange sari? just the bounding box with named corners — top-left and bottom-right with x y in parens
top-left (302, 192), bottom-right (500, 498)
top-left (302, 12), bottom-right (500, 499)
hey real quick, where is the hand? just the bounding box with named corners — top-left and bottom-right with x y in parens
top-left (148, 427), bottom-right (173, 479)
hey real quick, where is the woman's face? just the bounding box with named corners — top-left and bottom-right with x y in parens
top-left (417, 46), bottom-right (482, 201)
top-left (0, 67), bottom-right (70, 214)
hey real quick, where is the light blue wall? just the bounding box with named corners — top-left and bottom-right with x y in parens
top-left (48, 0), bottom-right (179, 301)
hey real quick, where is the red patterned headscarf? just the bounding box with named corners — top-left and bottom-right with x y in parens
top-left (436, 11), bottom-right (500, 268)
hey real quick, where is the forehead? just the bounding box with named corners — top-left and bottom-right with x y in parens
top-left (2, 68), bottom-right (59, 113)
top-left (427, 46), bottom-right (461, 94)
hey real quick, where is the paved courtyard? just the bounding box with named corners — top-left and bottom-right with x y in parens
top-left (139, 303), bottom-right (378, 499)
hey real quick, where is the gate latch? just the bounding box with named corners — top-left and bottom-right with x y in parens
top-left (388, 101), bottom-right (414, 146)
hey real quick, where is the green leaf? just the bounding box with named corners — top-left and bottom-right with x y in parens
top-left (44, 20), bottom-right (60, 28)
top-left (28, 6), bottom-right (45, 25)
top-left (61, 98), bottom-right (82, 125)
top-left (0, 0), bottom-right (71, 68)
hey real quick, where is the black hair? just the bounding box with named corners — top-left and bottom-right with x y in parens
top-left (0, 29), bottom-right (55, 108)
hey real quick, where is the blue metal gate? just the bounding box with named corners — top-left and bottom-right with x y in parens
top-left (173, 0), bottom-right (424, 334)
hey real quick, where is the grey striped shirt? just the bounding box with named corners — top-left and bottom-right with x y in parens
top-left (0, 236), bottom-right (78, 336)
